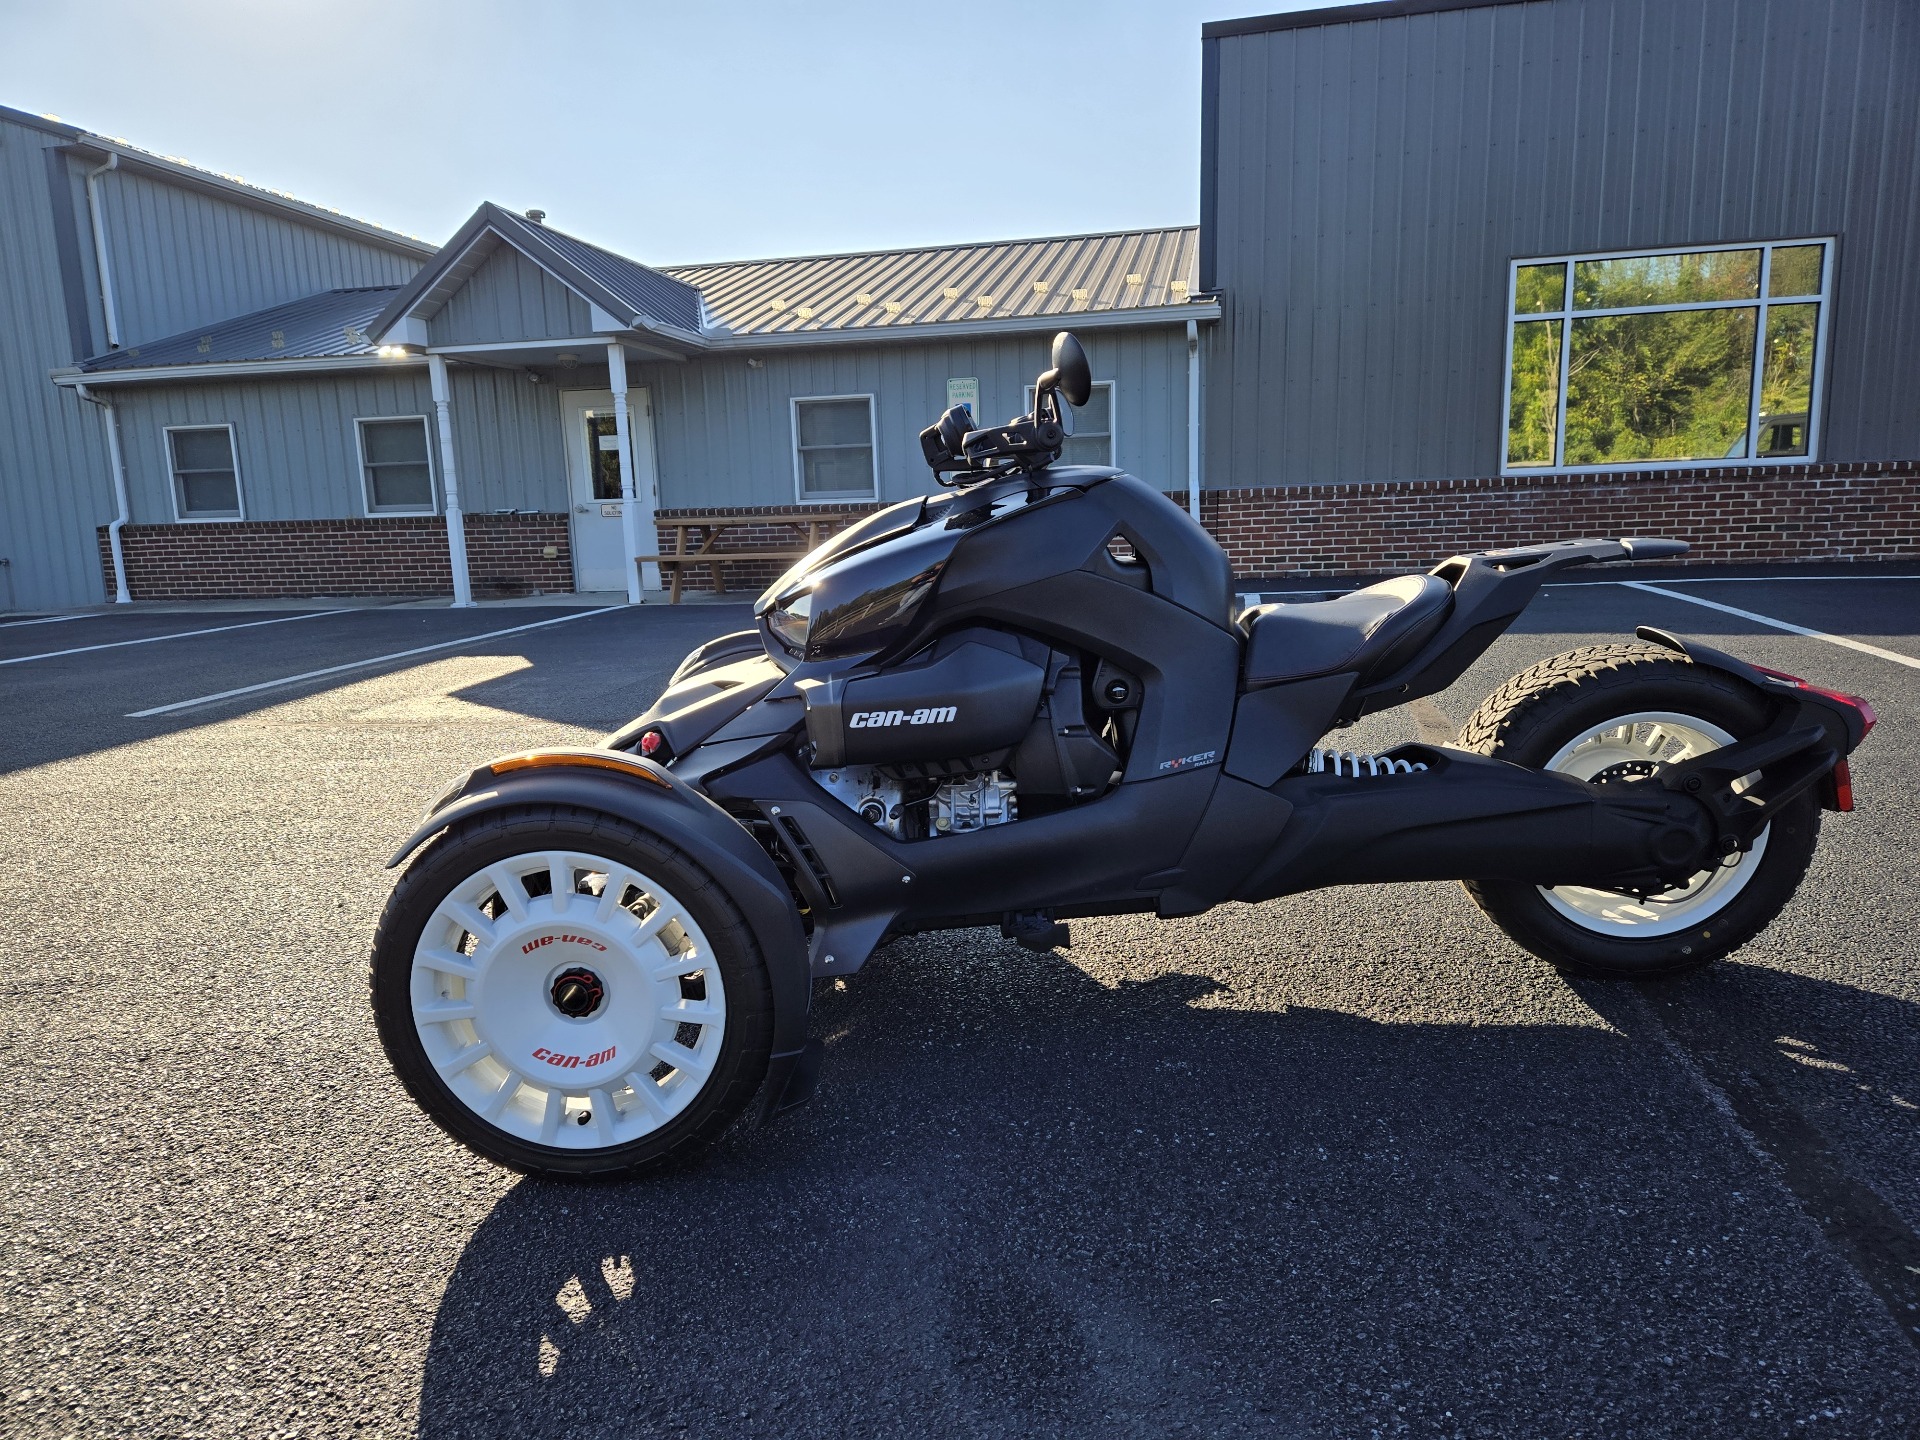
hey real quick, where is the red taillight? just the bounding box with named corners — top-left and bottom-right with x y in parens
top-left (1753, 666), bottom-right (1874, 739)
top-left (1830, 758), bottom-right (1855, 812)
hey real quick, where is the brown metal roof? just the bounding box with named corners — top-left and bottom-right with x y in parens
top-left (665, 226), bottom-right (1202, 337)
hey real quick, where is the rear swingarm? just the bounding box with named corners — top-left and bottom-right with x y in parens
top-left (1236, 726), bottom-right (1835, 902)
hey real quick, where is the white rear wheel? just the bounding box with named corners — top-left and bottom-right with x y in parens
top-left (409, 849), bottom-right (727, 1151)
top-left (1536, 711), bottom-right (1767, 938)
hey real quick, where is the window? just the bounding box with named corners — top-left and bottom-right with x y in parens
top-left (1028, 380), bottom-right (1114, 466)
top-left (792, 395), bottom-right (877, 500)
top-left (356, 416), bottom-right (436, 514)
top-left (1502, 239), bottom-right (1831, 472)
top-left (166, 425), bottom-right (242, 519)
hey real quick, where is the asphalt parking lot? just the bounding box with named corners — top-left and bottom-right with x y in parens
top-left (3, 570), bottom-right (1918, 1438)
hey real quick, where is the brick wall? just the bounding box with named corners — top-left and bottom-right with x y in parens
top-left (1196, 462), bottom-right (1920, 577)
top-left (97, 514), bottom-right (573, 600)
top-left (91, 466), bottom-right (1920, 601)
top-left (653, 503), bottom-right (882, 595)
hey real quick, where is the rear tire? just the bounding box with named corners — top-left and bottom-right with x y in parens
top-left (370, 805), bottom-right (774, 1177)
top-left (1456, 644), bottom-right (1819, 980)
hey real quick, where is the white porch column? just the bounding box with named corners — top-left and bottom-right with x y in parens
top-left (427, 354), bottom-right (475, 608)
top-left (607, 341), bottom-right (644, 604)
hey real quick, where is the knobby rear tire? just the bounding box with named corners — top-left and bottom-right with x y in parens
top-left (1455, 643), bottom-right (1820, 980)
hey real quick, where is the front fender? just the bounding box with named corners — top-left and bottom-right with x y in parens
top-left (386, 750), bottom-right (816, 1117)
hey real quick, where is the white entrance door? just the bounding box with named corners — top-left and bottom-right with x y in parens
top-left (561, 388), bottom-right (661, 593)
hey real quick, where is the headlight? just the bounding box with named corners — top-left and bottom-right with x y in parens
top-left (765, 589), bottom-right (812, 656)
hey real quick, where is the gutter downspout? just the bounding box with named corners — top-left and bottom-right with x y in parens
top-left (75, 382), bottom-right (133, 603)
top-left (85, 154), bottom-right (122, 350)
top-left (427, 354), bottom-right (475, 608)
top-left (1185, 318), bottom-right (1202, 522)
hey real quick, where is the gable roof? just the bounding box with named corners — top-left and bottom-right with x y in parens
top-left (367, 203), bottom-right (707, 349)
top-left (667, 227), bottom-right (1201, 337)
top-left (75, 287), bottom-right (404, 371)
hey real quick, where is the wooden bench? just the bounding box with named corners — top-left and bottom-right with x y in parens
top-left (637, 511), bottom-right (868, 604)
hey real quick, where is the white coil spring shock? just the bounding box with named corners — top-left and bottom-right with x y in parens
top-left (1305, 748), bottom-right (1429, 777)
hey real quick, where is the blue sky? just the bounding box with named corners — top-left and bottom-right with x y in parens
top-left (0, 0), bottom-right (1359, 264)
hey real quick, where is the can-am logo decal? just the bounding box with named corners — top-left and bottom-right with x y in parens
top-left (521, 933), bottom-right (610, 955)
top-left (1158, 749), bottom-right (1219, 772)
top-left (533, 1045), bottom-right (616, 1069)
top-left (848, 706), bottom-right (958, 729)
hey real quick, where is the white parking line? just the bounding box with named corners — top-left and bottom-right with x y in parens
top-left (1557, 573), bottom-right (1920, 586)
top-left (1619, 580), bottom-right (1920, 672)
top-left (127, 606), bottom-right (627, 718)
top-left (0, 612), bottom-right (100, 628)
top-left (1, 609), bottom-right (354, 667)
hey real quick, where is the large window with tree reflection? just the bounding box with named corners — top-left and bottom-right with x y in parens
top-left (1502, 240), bottom-right (1831, 472)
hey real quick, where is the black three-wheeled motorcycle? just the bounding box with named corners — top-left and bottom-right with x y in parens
top-left (371, 333), bottom-right (1874, 1176)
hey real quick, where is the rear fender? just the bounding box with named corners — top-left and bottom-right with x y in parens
top-left (1635, 626), bottom-right (1873, 750)
top-left (385, 751), bottom-right (815, 1120)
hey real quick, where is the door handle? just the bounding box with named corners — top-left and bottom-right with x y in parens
top-left (574, 504), bottom-right (589, 513)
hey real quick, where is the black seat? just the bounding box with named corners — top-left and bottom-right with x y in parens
top-left (1239, 574), bottom-right (1452, 689)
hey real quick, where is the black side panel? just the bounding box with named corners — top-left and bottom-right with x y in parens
top-left (800, 636), bottom-right (1046, 769)
top-left (1157, 776), bottom-right (1296, 916)
top-left (928, 569), bottom-right (1241, 784)
top-left (1224, 672), bottom-right (1355, 786)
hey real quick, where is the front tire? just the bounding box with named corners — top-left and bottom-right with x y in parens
top-left (370, 805), bottom-right (774, 1176)
top-left (1456, 644), bottom-right (1820, 980)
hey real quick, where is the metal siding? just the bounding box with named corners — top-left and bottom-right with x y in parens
top-left (0, 115), bottom-right (112, 609)
top-left (631, 328), bottom-right (1191, 509)
top-left (430, 247), bottom-right (596, 346)
top-left (100, 168), bottom-right (418, 346)
top-left (1205, 0), bottom-right (1920, 486)
top-left (111, 370), bottom-right (437, 522)
top-left (448, 365), bottom-right (570, 512)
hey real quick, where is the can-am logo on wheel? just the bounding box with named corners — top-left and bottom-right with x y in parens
top-left (521, 933), bottom-right (610, 955)
top-left (533, 1045), bottom-right (616, 1069)
top-left (848, 706), bottom-right (958, 728)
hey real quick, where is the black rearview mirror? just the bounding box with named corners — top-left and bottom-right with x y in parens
top-left (1050, 332), bottom-right (1092, 407)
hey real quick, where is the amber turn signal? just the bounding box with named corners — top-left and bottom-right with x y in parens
top-left (487, 750), bottom-right (670, 787)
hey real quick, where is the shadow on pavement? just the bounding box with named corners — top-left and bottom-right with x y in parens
top-left (0, 606), bottom-right (751, 776)
top-left (415, 939), bottom-right (1920, 1439)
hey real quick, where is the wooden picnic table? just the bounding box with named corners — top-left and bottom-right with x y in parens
top-left (637, 511), bottom-right (868, 603)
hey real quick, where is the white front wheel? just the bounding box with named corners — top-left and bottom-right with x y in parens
top-left (372, 808), bottom-right (773, 1175)
top-left (409, 849), bottom-right (727, 1150)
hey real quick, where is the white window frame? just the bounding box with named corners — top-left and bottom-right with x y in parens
top-left (353, 414), bottom-right (438, 517)
top-left (1499, 237), bottom-right (1835, 475)
top-left (790, 393), bottom-right (879, 502)
top-left (1027, 379), bottom-right (1116, 467)
top-left (163, 422), bottom-right (245, 522)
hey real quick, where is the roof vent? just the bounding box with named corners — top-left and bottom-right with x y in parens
top-left (524, 209), bottom-right (546, 224)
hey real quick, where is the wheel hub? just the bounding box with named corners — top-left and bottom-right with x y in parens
top-left (550, 966), bottom-right (605, 1018)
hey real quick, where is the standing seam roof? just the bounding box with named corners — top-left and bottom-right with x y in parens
top-left (666, 227), bottom-right (1201, 336)
top-left (75, 287), bottom-right (405, 370)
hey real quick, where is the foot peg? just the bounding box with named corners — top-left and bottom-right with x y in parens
top-left (1001, 911), bottom-right (1070, 951)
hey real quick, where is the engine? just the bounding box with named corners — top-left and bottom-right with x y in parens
top-left (797, 626), bottom-right (1129, 839)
